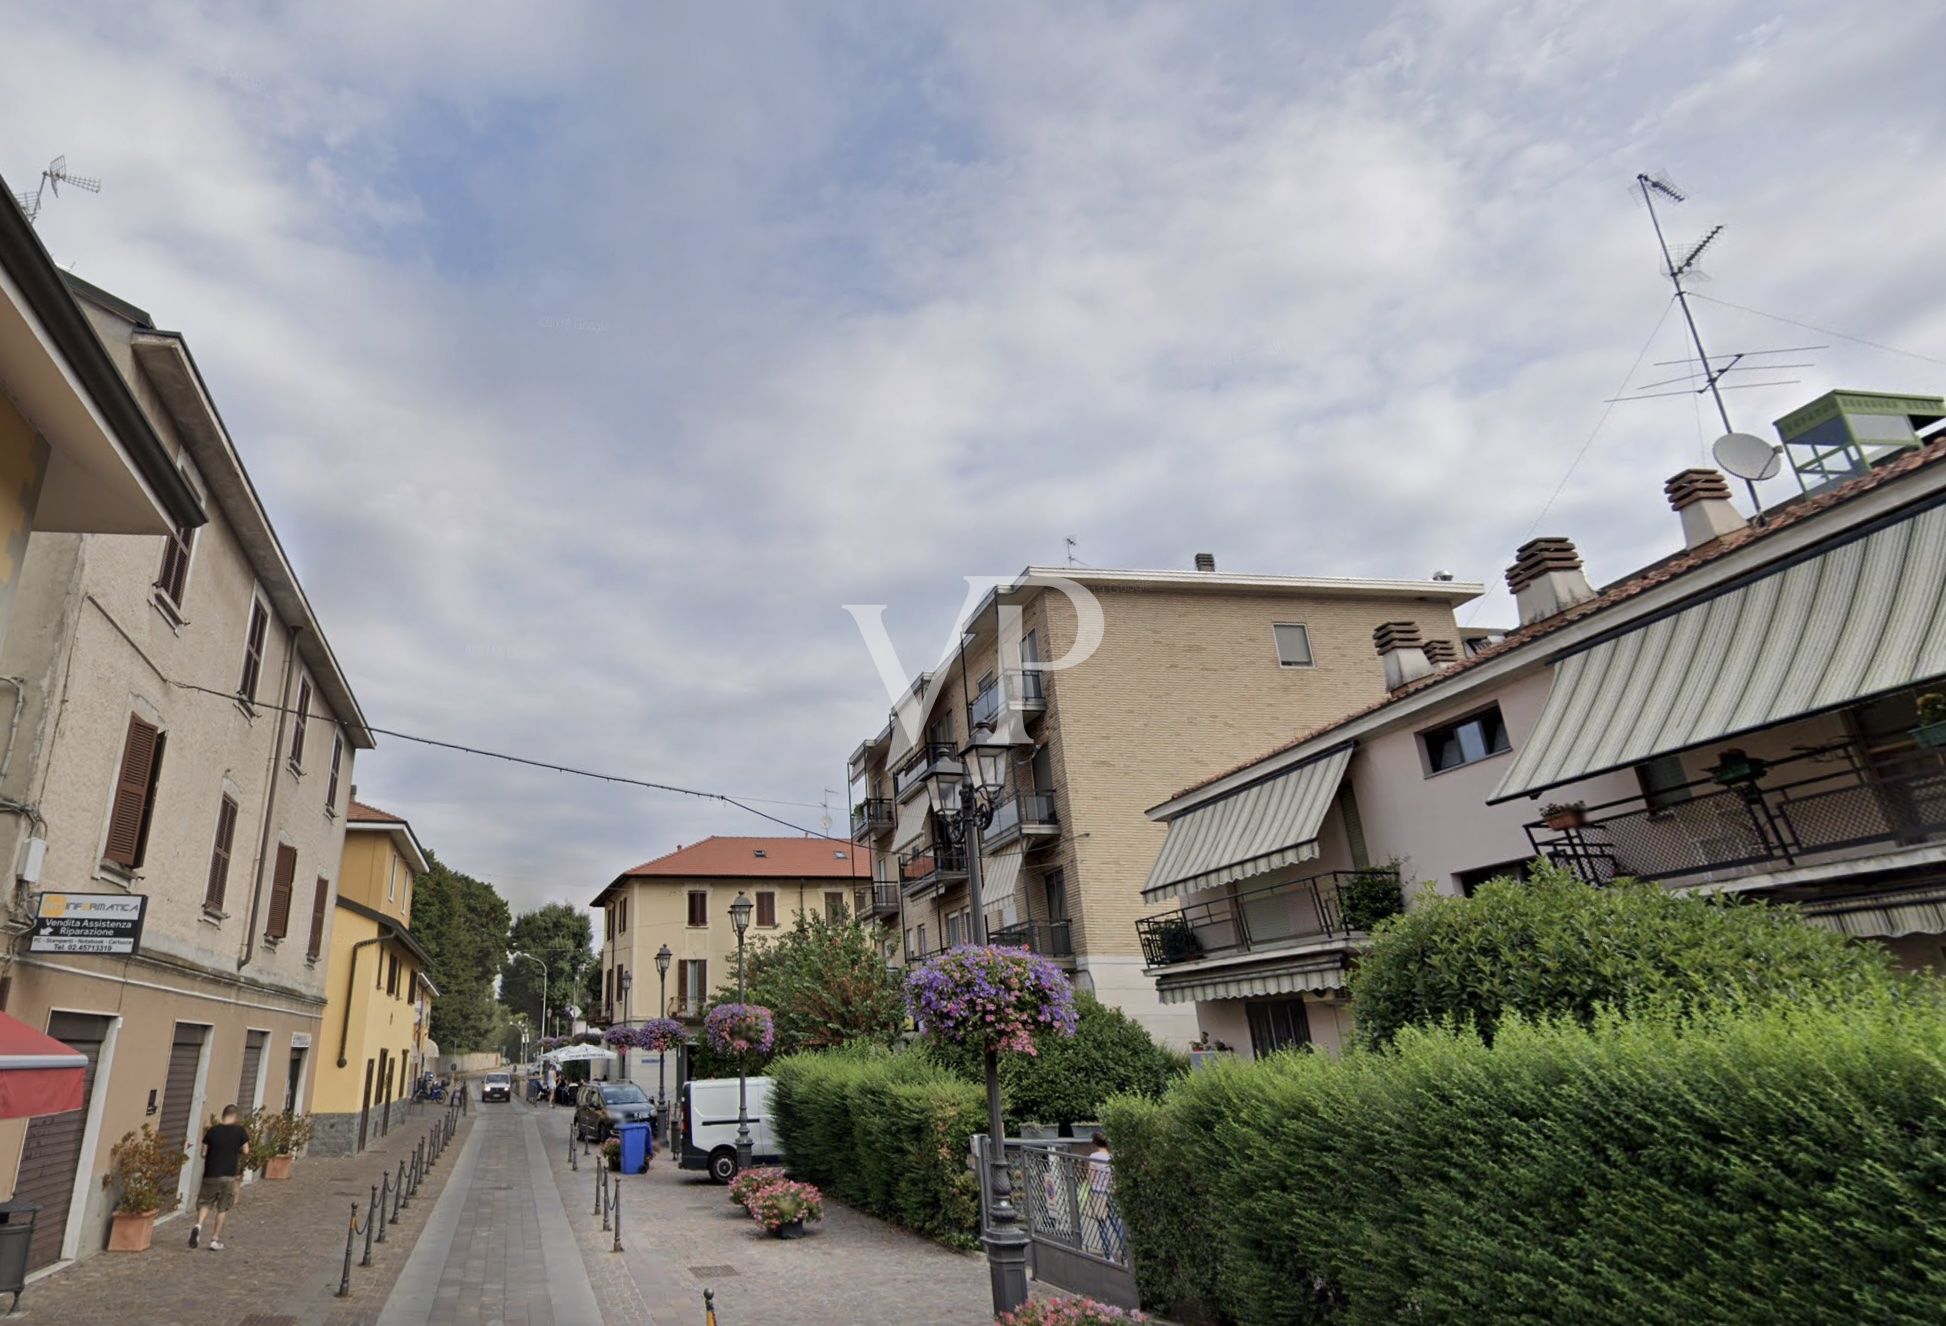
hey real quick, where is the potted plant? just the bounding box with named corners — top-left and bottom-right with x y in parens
top-left (1539, 801), bottom-right (1587, 831)
top-left (903, 946), bottom-right (1078, 1057)
top-left (1708, 748), bottom-right (1769, 788)
top-left (1148, 914), bottom-right (1202, 962)
top-left (704, 1003), bottom-right (777, 1058)
top-left (1187, 1032), bottom-right (1233, 1071)
top-left (255, 1110), bottom-right (314, 1179)
top-left (729, 1166), bottom-right (786, 1210)
top-left (1914, 692), bottom-right (1946, 748)
top-left (747, 1178), bottom-right (823, 1239)
top-left (601, 1137), bottom-right (621, 1170)
top-left (998, 1297), bottom-right (1149, 1324)
top-left (101, 1125), bottom-right (187, 1251)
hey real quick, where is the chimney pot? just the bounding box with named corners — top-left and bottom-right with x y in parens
top-left (1664, 467), bottom-right (1747, 549)
top-left (1372, 620), bottom-right (1435, 690)
top-left (1194, 552), bottom-right (1216, 572)
top-left (1505, 537), bottom-right (1595, 625)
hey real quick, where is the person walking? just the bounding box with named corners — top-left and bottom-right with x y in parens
top-left (1087, 1130), bottom-right (1125, 1261)
top-left (190, 1105), bottom-right (251, 1250)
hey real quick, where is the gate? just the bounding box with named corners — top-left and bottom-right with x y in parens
top-left (975, 1136), bottom-right (1140, 1310)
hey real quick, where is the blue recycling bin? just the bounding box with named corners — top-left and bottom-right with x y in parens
top-left (616, 1122), bottom-right (651, 1174)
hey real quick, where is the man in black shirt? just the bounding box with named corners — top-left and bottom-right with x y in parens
top-left (190, 1105), bottom-right (250, 1250)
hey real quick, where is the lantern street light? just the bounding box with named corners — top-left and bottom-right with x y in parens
top-left (618, 968), bottom-right (633, 1080)
top-left (923, 717), bottom-right (1029, 1315)
top-left (654, 944), bottom-right (673, 1138)
top-left (728, 891), bottom-right (754, 1174)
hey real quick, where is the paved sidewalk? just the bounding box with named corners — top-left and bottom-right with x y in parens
top-left (19, 1098), bottom-right (471, 1326)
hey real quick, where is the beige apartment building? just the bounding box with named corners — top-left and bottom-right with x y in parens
top-left (1138, 391), bottom-right (1946, 1061)
top-left (0, 275), bottom-right (373, 1271)
top-left (846, 560), bottom-right (1483, 1044)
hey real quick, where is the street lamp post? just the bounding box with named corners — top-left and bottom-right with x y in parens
top-left (618, 969), bottom-right (633, 1081)
top-left (926, 720), bottom-right (1029, 1315)
top-left (511, 951), bottom-right (550, 1040)
top-left (654, 944), bottom-right (673, 1137)
top-left (729, 891), bottom-right (754, 1174)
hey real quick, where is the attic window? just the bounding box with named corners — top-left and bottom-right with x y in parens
top-left (753, 849), bottom-right (767, 858)
top-left (834, 850), bottom-right (847, 860)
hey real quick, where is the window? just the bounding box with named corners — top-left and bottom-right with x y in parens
top-left (204, 795), bottom-right (239, 911)
top-left (679, 959), bottom-right (708, 1014)
top-left (756, 891), bottom-right (777, 927)
top-left (156, 518), bottom-right (195, 607)
top-left (604, 967), bottom-right (613, 1010)
top-left (1246, 1000), bottom-right (1312, 1057)
top-left (915, 923), bottom-right (928, 957)
top-left (1454, 859), bottom-right (1533, 898)
top-left (1634, 754), bottom-right (1692, 814)
top-left (307, 876), bottom-right (329, 960)
top-left (387, 953), bottom-right (400, 997)
top-left (239, 599), bottom-right (269, 702)
top-left (824, 890), bottom-right (845, 921)
top-left (325, 733), bottom-right (343, 812)
top-left (105, 715), bottom-right (166, 869)
top-left (289, 678), bottom-right (311, 769)
top-left (1272, 623), bottom-right (1314, 668)
top-left (686, 892), bottom-right (708, 927)
top-left (265, 843), bottom-right (297, 940)
top-left (1422, 706), bottom-right (1511, 774)
top-left (1043, 869), bottom-right (1068, 921)
top-left (618, 897), bottom-right (627, 932)
top-left (606, 905), bottom-right (615, 940)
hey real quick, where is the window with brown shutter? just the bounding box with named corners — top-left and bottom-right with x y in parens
top-left (617, 897), bottom-right (627, 932)
top-left (756, 891), bottom-right (776, 927)
top-left (307, 876), bottom-right (329, 960)
top-left (288, 679), bottom-right (311, 768)
top-left (156, 520), bottom-right (194, 606)
top-left (686, 892), bottom-right (708, 927)
top-left (239, 600), bottom-right (268, 701)
top-left (325, 734), bottom-right (343, 811)
top-left (824, 891), bottom-right (845, 920)
top-left (105, 716), bottom-right (165, 868)
top-left (204, 795), bottom-right (239, 910)
top-left (265, 843), bottom-right (296, 940)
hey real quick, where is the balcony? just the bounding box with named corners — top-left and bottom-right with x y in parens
top-left (990, 919), bottom-right (1074, 959)
top-left (899, 842), bottom-right (968, 896)
top-left (971, 671), bottom-right (1049, 729)
top-left (851, 797), bottom-right (894, 840)
top-left (984, 790), bottom-right (1060, 849)
top-left (894, 742), bottom-right (961, 801)
top-left (1525, 744), bottom-right (1946, 889)
top-left (1136, 868), bottom-right (1399, 968)
top-left (861, 881), bottom-right (900, 918)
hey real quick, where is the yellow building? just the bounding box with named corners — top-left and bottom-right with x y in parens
top-left (312, 798), bottom-right (432, 1155)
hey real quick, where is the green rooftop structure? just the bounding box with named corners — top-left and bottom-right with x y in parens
top-left (1774, 390), bottom-right (1945, 490)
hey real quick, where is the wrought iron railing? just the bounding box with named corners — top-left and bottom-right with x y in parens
top-left (894, 742), bottom-right (959, 798)
top-left (987, 790), bottom-right (1059, 843)
top-left (1135, 868), bottom-right (1399, 968)
top-left (991, 919), bottom-right (1074, 958)
top-left (1525, 744), bottom-right (1946, 887)
top-left (975, 1136), bottom-right (1138, 1307)
top-left (868, 882), bottom-right (900, 915)
top-left (851, 797), bottom-right (894, 838)
top-left (899, 842), bottom-right (967, 890)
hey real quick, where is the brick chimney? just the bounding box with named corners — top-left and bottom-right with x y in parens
top-left (1664, 468), bottom-right (1747, 550)
top-left (1505, 537), bottom-right (1595, 626)
top-left (1194, 552), bottom-right (1216, 572)
top-left (1372, 621), bottom-right (1435, 690)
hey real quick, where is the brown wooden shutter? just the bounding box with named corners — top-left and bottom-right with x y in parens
top-left (156, 523), bottom-right (193, 604)
top-left (288, 679), bottom-right (311, 766)
top-left (326, 734), bottom-right (343, 809)
top-left (307, 876), bottom-right (329, 959)
top-left (205, 795), bottom-right (239, 909)
top-left (239, 600), bottom-right (268, 699)
top-left (266, 843), bottom-right (296, 939)
top-left (105, 716), bottom-right (162, 867)
top-left (757, 891), bottom-right (776, 927)
top-left (687, 892), bottom-right (707, 926)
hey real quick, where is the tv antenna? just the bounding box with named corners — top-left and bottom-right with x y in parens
top-left (14, 155), bottom-right (103, 225)
top-left (1064, 536), bottom-right (1079, 567)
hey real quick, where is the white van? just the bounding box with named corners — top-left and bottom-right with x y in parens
top-left (678, 1076), bottom-right (783, 1182)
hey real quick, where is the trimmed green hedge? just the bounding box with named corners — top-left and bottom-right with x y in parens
top-left (1105, 994), bottom-right (1946, 1325)
top-left (769, 1046), bottom-right (986, 1247)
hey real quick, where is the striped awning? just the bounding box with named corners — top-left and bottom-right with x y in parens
top-left (891, 794), bottom-right (931, 853)
top-left (1142, 744), bottom-right (1354, 903)
top-left (1156, 954), bottom-right (1351, 1005)
top-left (979, 844), bottom-right (1023, 924)
top-left (1492, 499), bottom-right (1946, 803)
top-left (1797, 884), bottom-right (1946, 941)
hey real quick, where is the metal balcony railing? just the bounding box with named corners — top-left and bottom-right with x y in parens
top-left (867, 882), bottom-right (901, 916)
top-left (986, 790), bottom-right (1059, 844)
top-left (990, 919), bottom-right (1074, 958)
top-left (899, 842), bottom-right (968, 891)
top-left (1524, 744), bottom-right (1946, 887)
top-left (894, 742), bottom-right (959, 799)
top-left (1135, 868), bottom-right (1400, 968)
top-left (851, 797), bottom-right (894, 839)
top-left (971, 671), bottom-right (1049, 729)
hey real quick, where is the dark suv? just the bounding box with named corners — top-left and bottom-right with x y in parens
top-left (574, 1081), bottom-right (654, 1143)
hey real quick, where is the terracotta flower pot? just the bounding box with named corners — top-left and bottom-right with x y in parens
top-left (108, 1209), bottom-right (158, 1252)
top-left (264, 1154), bottom-right (294, 1180)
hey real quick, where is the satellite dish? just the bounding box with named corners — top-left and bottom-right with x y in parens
top-left (1713, 432), bottom-right (1782, 482)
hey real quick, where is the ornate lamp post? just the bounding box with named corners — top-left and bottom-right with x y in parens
top-left (923, 720), bottom-right (1028, 1315)
top-left (654, 944), bottom-right (673, 1134)
top-left (618, 969), bottom-right (633, 1080)
top-left (728, 892), bottom-right (754, 1172)
top-left (510, 950), bottom-right (549, 1040)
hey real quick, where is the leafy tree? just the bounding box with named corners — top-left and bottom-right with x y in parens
top-left (579, 959), bottom-right (604, 1022)
top-left (412, 852), bottom-right (511, 1052)
top-left (702, 910), bottom-right (904, 1063)
top-left (1350, 863), bottom-right (1897, 1048)
top-left (499, 903), bottom-right (595, 1035)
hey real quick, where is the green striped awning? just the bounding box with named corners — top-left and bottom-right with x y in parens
top-left (1155, 953), bottom-right (1351, 1004)
top-left (1491, 499), bottom-right (1946, 804)
top-left (1797, 884), bottom-right (1946, 941)
top-left (1142, 744), bottom-right (1353, 902)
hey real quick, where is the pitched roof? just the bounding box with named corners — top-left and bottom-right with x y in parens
top-left (344, 798), bottom-right (430, 873)
top-left (594, 836), bottom-right (864, 906)
top-left (1166, 437), bottom-right (1946, 804)
top-left (348, 798), bottom-right (404, 823)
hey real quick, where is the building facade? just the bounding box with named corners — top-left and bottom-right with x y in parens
top-left (847, 561), bottom-right (1483, 1045)
top-left (311, 799), bottom-right (433, 1156)
top-left (0, 278), bottom-right (373, 1271)
top-left (1137, 391), bottom-right (1946, 1060)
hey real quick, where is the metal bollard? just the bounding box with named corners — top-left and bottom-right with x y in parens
top-left (569, 1129), bottom-right (578, 1171)
top-left (395, 1159), bottom-right (408, 1216)
top-left (362, 1184), bottom-right (377, 1266)
top-left (600, 1165), bottom-right (610, 1231)
top-left (592, 1155), bottom-right (602, 1216)
top-left (705, 1288), bottom-right (717, 1326)
top-left (377, 1173), bottom-right (389, 1244)
top-left (337, 1203), bottom-right (357, 1297)
top-left (611, 1178), bottom-right (622, 1253)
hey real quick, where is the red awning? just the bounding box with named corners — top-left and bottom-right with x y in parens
top-left (0, 1011), bottom-right (87, 1119)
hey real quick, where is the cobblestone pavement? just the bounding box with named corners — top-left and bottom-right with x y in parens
top-left (18, 1096), bottom-right (471, 1326)
top-left (530, 1106), bottom-right (1004, 1326)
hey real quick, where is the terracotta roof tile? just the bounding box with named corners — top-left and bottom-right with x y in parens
top-left (348, 798), bottom-right (405, 823)
top-left (593, 836), bottom-right (864, 906)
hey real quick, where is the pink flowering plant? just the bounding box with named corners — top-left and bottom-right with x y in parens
top-left (632, 1018), bottom-right (687, 1052)
top-left (905, 945), bottom-right (1078, 1055)
top-left (996, 1297), bottom-right (1148, 1325)
top-left (705, 1003), bottom-right (776, 1057)
top-left (602, 1025), bottom-right (634, 1049)
top-left (729, 1165), bottom-right (787, 1209)
top-left (748, 1178), bottom-right (824, 1233)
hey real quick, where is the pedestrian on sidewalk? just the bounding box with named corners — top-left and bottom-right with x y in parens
top-left (190, 1105), bottom-right (251, 1250)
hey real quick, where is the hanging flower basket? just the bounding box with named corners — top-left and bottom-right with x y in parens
top-left (603, 1026), bottom-right (635, 1049)
top-left (904, 945), bottom-right (1078, 1056)
top-left (704, 1004), bottom-right (776, 1057)
top-left (632, 1018), bottom-right (688, 1052)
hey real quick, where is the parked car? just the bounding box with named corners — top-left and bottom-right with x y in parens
top-left (678, 1077), bottom-right (782, 1182)
top-left (481, 1071), bottom-right (512, 1103)
top-left (574, 1081), bottom-right (655, 1143)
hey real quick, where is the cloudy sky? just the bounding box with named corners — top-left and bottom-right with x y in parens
top-left (7, 1), bottom-right (1943, 920)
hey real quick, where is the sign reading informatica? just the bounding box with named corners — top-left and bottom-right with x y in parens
top-left (29, 893), bottom-right (148, 956)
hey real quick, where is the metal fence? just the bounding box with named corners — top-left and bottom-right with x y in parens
top-left (975, 1136), bottom-right (1139, 1310)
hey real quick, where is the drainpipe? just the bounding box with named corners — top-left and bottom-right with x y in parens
top-left (240, 624), bottom-right (304, 971)
top-left (338, 933), bottom-right (387, 1067)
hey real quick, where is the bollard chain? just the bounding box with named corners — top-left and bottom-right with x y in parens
top-left (337, 1202), bottom-right (358, 1297)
